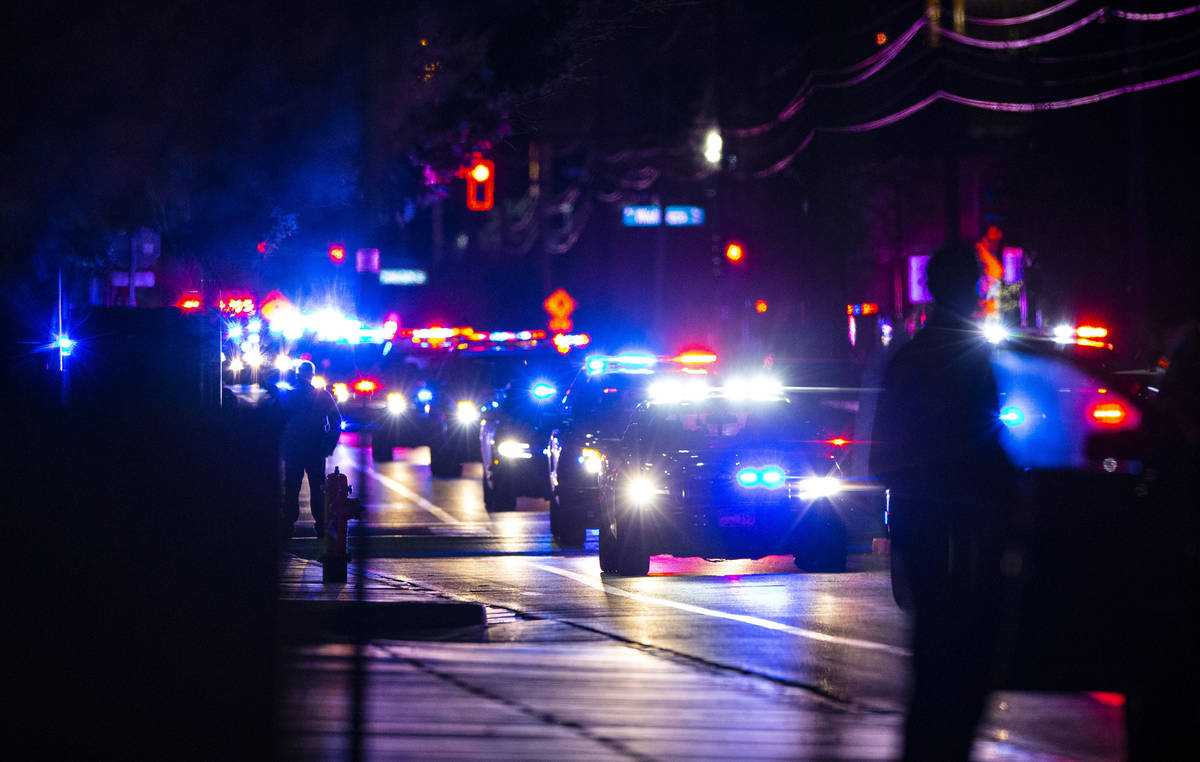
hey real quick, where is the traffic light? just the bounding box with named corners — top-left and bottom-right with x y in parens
top-left (328, 244), bottom-right (346, 264)
top-left (725, 242), bottom-right (744, 263)
top-left (466, 158), bottom-right (495, 211)
top-left (754, 299), bottom-right (768, 313)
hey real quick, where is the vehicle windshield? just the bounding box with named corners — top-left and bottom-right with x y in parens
top-left (644, 397), bottom-right (852, 450)
top-left (443, 352), bottom-right (577, 396)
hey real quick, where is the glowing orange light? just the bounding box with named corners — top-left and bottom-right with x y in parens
top-left (1091, 402), bottom-right (1127, 425)
top-left (1076, 325), bottom-right (1108, 339)
top-left (754, 299), bottom-right (768, 313)
top-left (178, 299), bottom-right (201, 310)
top-left (725, 242), bottom-right (744, 263)
top-left (861, 302), bottom-right (878, 315)
top-left (1076, 338), bottom-right (1107, 348)
top-left (328, 245), bottom-right (346, 263)
top-left (676, 351), bottom-right (718, 364)
top-left (354, 379), bottom-right (376, 393)
top-left (827, 438), bottom-right (849, 447)
top-left (471, 163), bottom-right (491, 183)
top-left (875, 32), bottom-right (888, 46)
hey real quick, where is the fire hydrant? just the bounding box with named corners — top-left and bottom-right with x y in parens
top-left (321, 466), bottom-right (362, 583)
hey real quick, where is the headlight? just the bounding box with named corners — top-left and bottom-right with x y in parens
top-left (455, 400), bottom-right (479, 424)
top-left (737, 466), bottom-right (786, 488)
top-left (627, 477), bottom-right (666, 506)
top-left (531, 382), bottom-right (557, 400)
top-left (497, 440), bottom-right (532, 459)
top-left (759, 466), bottom-right (785, 487)
top-left (228, 358), bottom-right (245, 373)
top-left (982, 321), bottom-right (1008, 344)
top-left (274, 355), bottom-right (292, 371)
top-left (332, 383), bottom-right (350, 404)
top-left (417, 388), bottom-right (433, 403)
top-left (579, 447), bottom-right (603, 474)
top-left (794, 476), bottom-right (842, 499)
top-left (312, 375), bottom-right (327, 390)
top-left (386, 393), bottom-right (407, 414)
top-left (244, 350), bottom-right (264, 368)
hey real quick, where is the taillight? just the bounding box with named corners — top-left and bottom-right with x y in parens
top-left (354, 379), bottom-right (377, 393)
top-left (1090, 402), bottom-right (1127, 425)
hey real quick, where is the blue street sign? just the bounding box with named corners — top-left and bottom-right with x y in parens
top-left (664, 206), bottom-right (705, 226)
top-left (622, 206), bottom-right (662, 226)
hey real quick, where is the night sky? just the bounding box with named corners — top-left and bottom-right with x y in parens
top-left (3, 1), bottom-right (1198, 358)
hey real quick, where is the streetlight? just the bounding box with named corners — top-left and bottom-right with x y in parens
top-left (703, 128), bottom-right (723, 165)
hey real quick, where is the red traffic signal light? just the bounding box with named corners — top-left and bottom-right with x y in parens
top-left (754, 299), bottom-right (768, 313)
top-left (328, 244), bottom-right (346, 264)
top-left (725, 242), bottom-right (744, 263)
top-left (465, 158), bottom-right (494, 211)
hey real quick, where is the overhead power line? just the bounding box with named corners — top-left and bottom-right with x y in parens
top-left (966, 0), bottom-right (1082, 27)
top-left (739, 64), bottom-right (1200, 179)
top-left (731, 3), bottom-right (1200, 139)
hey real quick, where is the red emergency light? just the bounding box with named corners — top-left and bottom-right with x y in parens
top-left (1090, 402), bottom-right (1128, 425)
top-left (674, 351), bottom-right (718, 365)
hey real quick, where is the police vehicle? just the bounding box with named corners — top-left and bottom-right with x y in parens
top-left (547, 351), bottom-right (718, 547)
top-left (423, 332), bottom-right (577, 478)
top-left (479, 360), bottom-right (578, 511)
top-left (596, 379), bottom-right (885, 576)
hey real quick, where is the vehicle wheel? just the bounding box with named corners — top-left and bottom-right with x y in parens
top-left (890, 547), bottom-right (914, 612)
top-left (484, 471), bottom-right (516, 512)
top-left (429, 443), bottom-right (463, 479)
top-left (598, 520), bottom-right (619, 573)
top-left (550, 489), bottom-right (585, 548)
top-left (614, 513), bottom-right (650, 576)
top-left (793, 511), bottom-right (847, 573)
top-left (371, 431), bottom-right (394, 462)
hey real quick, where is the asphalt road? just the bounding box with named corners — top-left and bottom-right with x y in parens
top-left (285, 436), bottom-right (1126, 760)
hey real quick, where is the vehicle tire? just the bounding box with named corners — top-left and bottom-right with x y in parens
top-left (614, 513), bottom-right (650, 576)
top-left (429, 441), bottom-right (463, 479)
top-left (550, 489), bottom-right (585, 548)
top-left (793, 511), bottom-right (847, 573)
top-left (484, 472), bottom-right (516, 512)
top-left (371, 431), bottom-right (394, 462)
top-left (598, 520), bottom-right (620, 573)
top-left (890, 547), bottom-right (914, 612)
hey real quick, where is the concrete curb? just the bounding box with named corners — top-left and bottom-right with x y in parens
top-left (279, 555), bottom-right (486, 639)
top-left (278, 598), bottom-right (486, 640)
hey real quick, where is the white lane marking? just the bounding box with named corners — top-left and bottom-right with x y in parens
top-left (346, 462), bottom-right (479, 530)
top-left (535, 563), bottom-right (912, 657)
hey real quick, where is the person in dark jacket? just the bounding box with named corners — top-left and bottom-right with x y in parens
top-left (280, 360), bottom-right (342, 540)
top-left (871, 242), bottom-right (1015, 761)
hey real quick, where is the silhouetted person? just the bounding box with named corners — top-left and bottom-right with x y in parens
top-left (280, 360), bottom-right (341, 540)
top-left (871, 242), bottom-right (1014, 761)
top-left (1122, 316), bottom-right (1200, 759)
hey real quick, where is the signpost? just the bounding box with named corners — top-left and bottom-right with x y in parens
top-left (622, 205), bottom-right (706, 227)
top-left (379, 269), bottom-right (428, 286)
top-left (543, 288), bottom-right (577, 333)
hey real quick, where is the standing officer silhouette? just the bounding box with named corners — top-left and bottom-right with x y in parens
top-left (871, 242), bottom-right (1015, 761)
